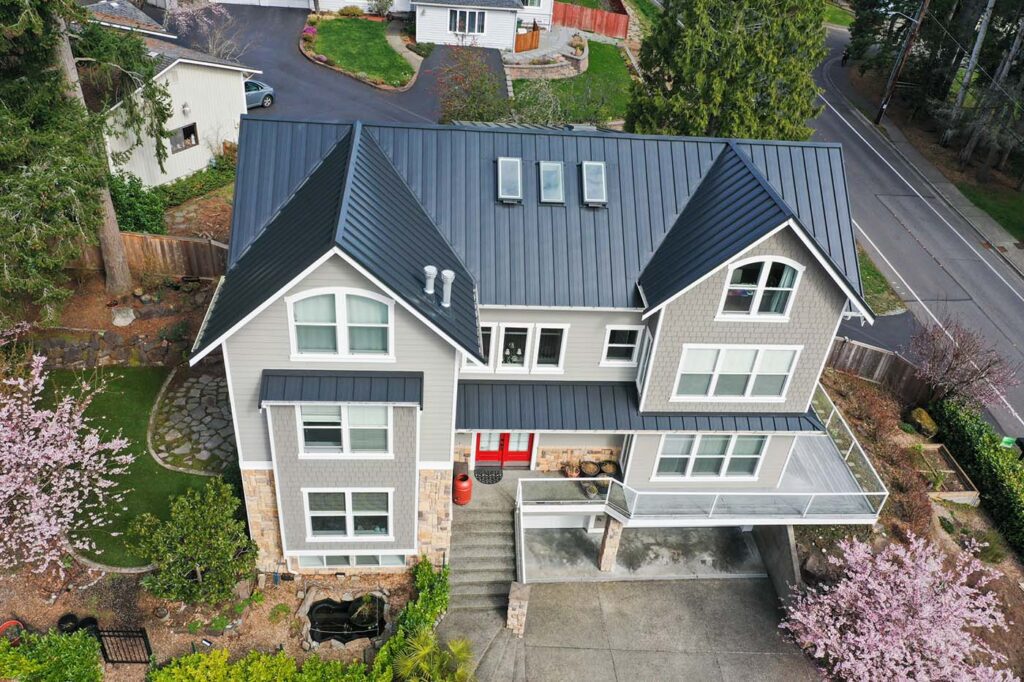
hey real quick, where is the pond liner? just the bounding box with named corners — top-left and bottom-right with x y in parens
top-left (307, 597), bottom-right (385, 644)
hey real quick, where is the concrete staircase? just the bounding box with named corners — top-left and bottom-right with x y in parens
top-left (473, 626), bottom-right (527, 682)
top-left (449, 509), bottom-right (516, 613)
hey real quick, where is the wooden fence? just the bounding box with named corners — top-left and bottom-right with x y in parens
top-left (515, 24), bottom-right (542, 52)
top-left (552, 1), bottom-right (629, 39)
top-left (827, 336), bottom-right (931, 406)
top-left (74, 233), bottom-right (227, 279)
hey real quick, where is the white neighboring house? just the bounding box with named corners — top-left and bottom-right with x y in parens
top-left (106, 39), bottom-right (260, 186)
top-left (83, 1), bottom-right (260, 187)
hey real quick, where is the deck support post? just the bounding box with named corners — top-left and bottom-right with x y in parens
top-left (597, 515), bottom-right (624, 572)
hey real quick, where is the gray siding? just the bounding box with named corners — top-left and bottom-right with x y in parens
top-left (467, 308), bottom-right (644, 382)
top-left (226, 255), bottom-right (458, 466)
top-left (537, 433), bottom-right (623, 448)
top-left (625, 433), bottom-right (795, 491)
top-left (642, 228), bottom-right (845, 414)
top-left (271, 405), bottom-right (418, 553)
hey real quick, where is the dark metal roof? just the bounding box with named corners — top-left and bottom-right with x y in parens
top-left (638, 143), bottom-right (793, 311)
top-left (413, 0), bottom-right (522, 8)
top-left (192, 123), bottom-right (483, 363)
top-left (225, 119), bottom-right (863, 310)
top-left (85, 0), bottom-right (169, 33)
top-left (260, 370), bottom-right (423, 405)
top-left (455, 381), bottom-right (825, 432)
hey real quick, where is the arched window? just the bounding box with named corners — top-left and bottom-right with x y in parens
top-left (719, 258), bottom-right (803, 319)
top-left (288, 289), bottom-right (393, 360)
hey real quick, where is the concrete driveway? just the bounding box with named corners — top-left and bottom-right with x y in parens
top-left (182, 5), bottom-right (505, 124)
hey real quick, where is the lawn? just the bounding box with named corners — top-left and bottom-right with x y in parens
top-left (513, 42), bottom-right (632, 123)
top-left (561, 0), bottom-right (607, 8)
top-left (48, 367), bottom-right (209, 568)
top-left (313, 18), bottom-right (414, 87)
top-left (824, 2), bottom-right (854, 27)
top-left (622, 0), bottom-right (660, 32)
top-left (857, 246), bottom-right (906, 315)
top-left (957, 182), bottom-right (1024, 242)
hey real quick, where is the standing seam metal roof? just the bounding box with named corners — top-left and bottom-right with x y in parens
top-left (260, 370), bottom-right (423, 405)
top-left (225, 119), bottom-right (863, 311)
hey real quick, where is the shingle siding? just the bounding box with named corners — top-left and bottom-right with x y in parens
top-left (642, 228), bottom-right (845, 414)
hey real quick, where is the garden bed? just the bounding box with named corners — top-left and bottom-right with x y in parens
top-left (911, 443), bottom-right (980, 505)
top-left (302, 17), bottom-right (415, 89)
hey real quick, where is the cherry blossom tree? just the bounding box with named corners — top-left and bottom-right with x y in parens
top-left (781, 534), bottom-right (1017, 681)
top-left (0, 326), bottom-right (132, 574)
top-left (910, 315), bottom-right (1021, 408)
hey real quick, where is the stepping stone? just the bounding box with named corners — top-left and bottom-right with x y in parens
top-left (164, 429), bottom-right (181, 442)
top-left (209, 419), bottom-right (227, 430)
top-left (172, 444), bottom-right (191, 455)
top-left (196, 450), bottom-right (212, 461)
top-left (205, 435), bottom-right (224, 449)
top-left (111, 306), bottom-right (135, 327)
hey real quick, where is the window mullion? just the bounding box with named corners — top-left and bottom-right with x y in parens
top-left (708, 351), bottom-right (724, 397)
top-left (722, 435), bottom-right (736, 474)
top-left (337, 295), bottom-right (347, 357)
top-left (745, 349), bottom-right (764, 397)
top-left (685, 435), bottom-right (698, 477)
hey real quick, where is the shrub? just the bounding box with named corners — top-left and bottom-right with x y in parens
top-left (934, 400), bottom-right (1024, 555)
top-left (148, 650), bottom-right (368, 681)
top-left (372, 558), bottom-right (450, 678)
top-left (108, 172), bottom-right (166, 234)
top-left (939, 514), bottom-right (956, 534)
top-left (408, 41), bottom-right (434, 58)
top-left (885, 465), bottom-right (933, 539)
top-left (128, 478), bottom-right (257, 605)
top-left (338, 5), bottom-right (364, 16)
top-left (307, 13), bottom-right (320, 25)
top-left (369, 0), bottom-right (393, 16)
top-left (908, 407), bottom-right (938, 438)
top-left (152, 154), bottom-right (236, 208)
top-left (899, 422), bottom-right (916, 434)
top-left (0, 630), bottom-right (102, 682)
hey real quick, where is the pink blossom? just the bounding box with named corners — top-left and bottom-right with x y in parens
top-left (302, 25), bottom-right (317, 35)
top-left (781, 534), bottom-right (1017, 681)
top-left (0, 326), bottom-right (132, 575)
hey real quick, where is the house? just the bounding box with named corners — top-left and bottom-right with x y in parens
top-left (189, 118), bottom-right (888, 580)
top-left (83, 2), bottom-right (260, 186)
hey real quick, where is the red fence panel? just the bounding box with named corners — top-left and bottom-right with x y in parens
top-left (552, 1), bottom-right (629, 40)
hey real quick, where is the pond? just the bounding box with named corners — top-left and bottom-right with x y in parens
top-left (307, 596), bottom-right (386, 644)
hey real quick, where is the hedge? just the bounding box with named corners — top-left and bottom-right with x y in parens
top-left (934, 400), bottom-right (1024, 554)
top-left (0, 630), bottom-right (102, 682)
top-left (109, 172), bottom-right (167, 234)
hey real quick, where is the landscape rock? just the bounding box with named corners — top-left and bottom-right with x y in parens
top-left (111, 306), bottom-right (136, 327)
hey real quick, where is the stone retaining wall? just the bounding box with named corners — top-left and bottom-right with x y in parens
top-left (31, 329), bottom-right (190, 369)
top-left (503, 40), bottom-right (588, 81)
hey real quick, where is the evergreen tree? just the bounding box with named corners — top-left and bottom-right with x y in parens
top-left (626, 0), bottom-right (826, 140)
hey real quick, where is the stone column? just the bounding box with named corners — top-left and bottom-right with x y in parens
top-left (416, 469), bottom-right (453, 567)
top-left (506, 582), bottom-right (531, 637)
top-left (597, 515), bottom-right (623, 572)
top-left (241, 469), bottom-right (284, 573)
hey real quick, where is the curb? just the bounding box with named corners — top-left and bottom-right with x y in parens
top-left (298, 30), bottom-right (421, 93)
top-left (72, 548), bottom-right (156, 575)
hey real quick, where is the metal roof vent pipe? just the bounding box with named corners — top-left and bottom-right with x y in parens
top-left (441, 269), bottom-right (455, 308)
top-left (423, 265), bottom-right (438, 296)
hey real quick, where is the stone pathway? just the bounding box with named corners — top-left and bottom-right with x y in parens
top-left (151, 370), bottom-right (236, 473)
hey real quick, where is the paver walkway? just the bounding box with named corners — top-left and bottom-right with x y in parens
top-left (151, 370), bottom-right (236, 473)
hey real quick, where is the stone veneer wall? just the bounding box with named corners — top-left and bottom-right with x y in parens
top-left (503, 42), bottom-right (588, 81)
top-left (416, 469), bottom-right (452, 567)
top-left (535, 446), bottom-right (621, 473)
top-left (241, 469), bottom-right (285, 573)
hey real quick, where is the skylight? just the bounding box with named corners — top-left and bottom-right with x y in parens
top-left (539, 161), bottom-right (564, 204)
top-left (581, 161), bottom-right (607, 205)
top-left (497, 157), bottom-right (522, 203)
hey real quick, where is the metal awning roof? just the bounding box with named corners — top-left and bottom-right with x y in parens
top-left (456, 381), bottom-right (824, 432)
top-left (259, 370), bottom-right (423, 406)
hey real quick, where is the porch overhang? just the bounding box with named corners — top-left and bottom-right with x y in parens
top-left (258, 370), bottom-right (424, 407)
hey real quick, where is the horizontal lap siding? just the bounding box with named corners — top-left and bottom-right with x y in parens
top-left (413, 5), bottom-right (517, 50)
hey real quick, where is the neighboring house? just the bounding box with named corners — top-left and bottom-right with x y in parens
top-left (83, 2), bottom-right (260, 186)
top-left (190, 118), bottom-right (887, 577)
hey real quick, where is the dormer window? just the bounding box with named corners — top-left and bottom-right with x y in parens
top-left (718, 258), bottom-right (803, 320)
top-left (539, 161), bottom-right (564, 203)
top-left (497, 157), bottom-right (522, 203)
top-left (581, 161), bottom-right (607, 205)
top-left (288, 288), bottom-right (394, 361)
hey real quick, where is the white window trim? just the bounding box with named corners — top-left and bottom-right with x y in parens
top-left (651, 433), bottom-right (770, 482)
top-left (497, 157), bottom-right (522, 202)
top-left (600, 324), bottom-right (645, 367)
top-left (449, 8), bottom-right (486, 35)
top-left (296, 404), bottom-right (394, 460)
top-left (285, 287), bottom-right (396, 363)
top-left (538, 161), bottom-right (564, 204)
top-left (495, 323), bottom-right (534, 374)
top-left (294, 553), bottom-right (408, 569)
top-left (670, 344), bottom-right (803, 403)
top-left (581, 161), bottom-right (607, 205)
top-left (531, 324), bottom-right (569, 374)
top-left (714, 256), bottom-right (805, 323)
top-left (302, 487), bottom-right (395, 543)
top-left (462, 323), bottom-right (497, 373)
top-left (634, 327), bottom-right (653, 392)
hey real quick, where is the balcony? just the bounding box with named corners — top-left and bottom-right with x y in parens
top-left (515, 384), bottom-right (888, 526)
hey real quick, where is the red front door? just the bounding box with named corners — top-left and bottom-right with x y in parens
top-left (475, 432), bottom-right (534, 468)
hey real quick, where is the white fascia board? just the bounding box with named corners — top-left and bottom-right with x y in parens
top-left (412, 1), bottom-right (518, 10)
top-left (90, 19), bottom-right (178, 39)
top-left (155, 58), bottom-right (262, 80)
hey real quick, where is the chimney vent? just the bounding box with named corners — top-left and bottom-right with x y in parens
top-left (440, 270), bottom-right (455, 308)
top-left (423, 266), bottom-right (438, 295)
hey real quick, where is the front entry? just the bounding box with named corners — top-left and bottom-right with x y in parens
top-left (476, 432), bottom-right (534, 468)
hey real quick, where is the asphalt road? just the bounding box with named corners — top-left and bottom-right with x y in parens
top-left (817, 28), bottom-right (1024, 435)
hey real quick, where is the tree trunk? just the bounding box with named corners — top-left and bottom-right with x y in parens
top-left (942, 0), bottom-right (996, 146)
top-left (55, 19), bottom-right (132, 297)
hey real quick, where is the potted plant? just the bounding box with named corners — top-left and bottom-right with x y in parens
top-left (582, 483), bottom-right (599, 499)
top-left (600, 460), bottom-right (619, 478)
top-left (562, 461), bottom-right (581, 478)
top-left (580, 460), bottom-right (600, 477)
top-left (595, 475), bottom-right (611, 493)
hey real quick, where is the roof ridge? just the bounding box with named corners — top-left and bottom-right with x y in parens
top-left (334, 120), bottom-right (363, 242)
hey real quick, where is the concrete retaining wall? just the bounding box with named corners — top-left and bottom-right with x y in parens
top-left (751, 525), bottom-right (802, 604)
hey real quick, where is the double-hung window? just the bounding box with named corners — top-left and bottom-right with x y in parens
top-left (450, 9), bottom-right (485, 34)
top-left (299, 405), bottom-right (391, 458)
top-left (654, 434), bottom-right (768, 479)
top-left (719, 258), bottom-right (802, 320)
top-left (290, 289), bottom-right (393, 360)
top-left (305, 489), bottom-right (392, 540)
top-left (673, 345), bottom-right (799, 401)
top-left (602, 325), bottom-right (644, 366)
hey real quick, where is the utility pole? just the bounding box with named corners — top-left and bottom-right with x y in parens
top-left (942, 0), bottom-right (997, 144)
top-left (874, 0), bottom-right (931, 124)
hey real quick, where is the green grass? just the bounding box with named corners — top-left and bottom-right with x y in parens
top-left (313, 18), bottom-right (414, 87)
top-left (48, 367), bottom-right (209, 568)
top-left (957, 182), bottom-right (1024, 242)
top-left (562, 0), bottom-right (606, 8)
top-left (622, 0), bottom-right (660, 32)
top-left (857, 246), bottom-right (906, 315)
top-left (513, 42), bottom-right (632, 123)
top-left (824, 2), bottom-right (854, 27)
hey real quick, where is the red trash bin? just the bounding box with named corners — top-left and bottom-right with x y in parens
top-left (453, 472), bottom-right (472, 505)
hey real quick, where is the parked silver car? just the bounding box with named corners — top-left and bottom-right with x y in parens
top-left (244, 80), bottom-right (274, 109)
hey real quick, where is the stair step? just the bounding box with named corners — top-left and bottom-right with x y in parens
top-left (449, 555), bottom-right (516, 572)
top-left (448, 594), bottom-right (509, 612)
top-left (451, 534), bottom-right (514, 549)
top-left (475, 628), bottom-right (513, 682)
top-left (491, 628), bottom-right (520, 682)
top-left (449, 546), bottom-right (515, 563)
top-left (513, 637), bottom-right (526, 682)
top-left (453, 520), bottom-right (514, 533)
top-left (452, 581), bottom-right (510, 598)
top-left (450, 569), bottom-right (516, 585)
top-left (454, 509), bottom-right (513, 521)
